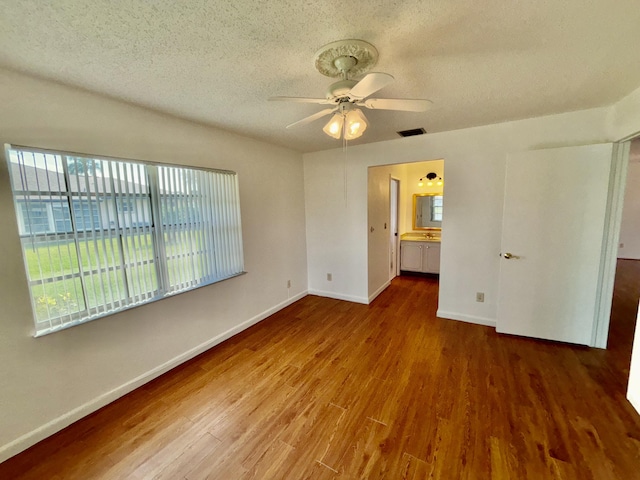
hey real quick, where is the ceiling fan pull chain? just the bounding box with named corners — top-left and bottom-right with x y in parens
top-left (343, 122), bottom-right (348, 205)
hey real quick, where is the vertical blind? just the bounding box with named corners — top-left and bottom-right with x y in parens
top-left (5, 145), bottom-right (244, 336)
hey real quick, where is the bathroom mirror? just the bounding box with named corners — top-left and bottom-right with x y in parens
top-left (413, 194), bottom-right (443, 230)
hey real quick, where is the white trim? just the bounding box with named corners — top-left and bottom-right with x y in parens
top-left (389, 176), bottom-right (401, 281)
top-left (0, 290), bottom-right (308, 463)
top-left (436, 309), bottom-right (496, 328)
top-left (369, 280), bottom-right (391, 303)
top-left (308, 289), bottom-right (369, 304)
top-left (628, 392), bottom-right (640, 416)
top-left (593, 141), bottom-right (630, 348)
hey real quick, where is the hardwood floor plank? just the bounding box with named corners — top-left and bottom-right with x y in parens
top-left (330, 418), bottom-right (391, 479)
top-left (151, 432), bottom-right (222, 480)
top-left (239, 440), bottom-right (296, 480)
top-left (2, 263), bottom-right (640, 479)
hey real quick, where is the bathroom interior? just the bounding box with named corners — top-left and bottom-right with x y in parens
top-left (368, 159), bottom-right (444, 289)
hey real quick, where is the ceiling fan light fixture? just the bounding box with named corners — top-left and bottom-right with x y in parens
top-left (344, 108), bottom-right (368, 140)
top-left (271, 40), bottom-right (432, 141)
top-left (323, 113), bottom-right (344, 139)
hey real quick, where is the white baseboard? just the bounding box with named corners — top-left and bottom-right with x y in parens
top-left (0, 290), bottom-right (308, 464)
top-left (436, 309), bottom-right (496, 328)
top-left (628, 391), bottom-right (640, 416)
top-left (368, 281), bottom-right (390, 303)
top-left (308, 289), bottom-right (369, 305)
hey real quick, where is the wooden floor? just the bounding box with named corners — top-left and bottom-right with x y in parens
top-left (2, 261), bottom-right (640, 479)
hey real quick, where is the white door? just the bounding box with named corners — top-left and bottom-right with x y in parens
top-left (497, 144), bottom-right (614, 346)
top-left (389, 178), bottom-right (400, 280)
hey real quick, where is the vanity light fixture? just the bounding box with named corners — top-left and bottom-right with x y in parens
top-left (418, 172), bottom-right (443, 187)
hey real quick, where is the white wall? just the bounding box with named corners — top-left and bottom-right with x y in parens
top-left (367, 163), bottom-right (406, 300)
top-left (628, 302), bottom-right (640, 413)
top-left (304, 108), bottom-right (609, 326)
top-left (0, 68), bottom-right (308, 461)
top-left (618, 142), bottom-right (640, 259)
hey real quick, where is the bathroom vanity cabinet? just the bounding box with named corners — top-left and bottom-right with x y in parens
top-left (400, 240), bottom-right (441, 274)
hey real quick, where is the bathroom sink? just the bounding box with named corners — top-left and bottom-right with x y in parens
top-left (401, 233), bottom-right (441, 242)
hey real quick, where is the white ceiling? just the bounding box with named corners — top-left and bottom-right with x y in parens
top-left (1, 0), bottom-right (640, 153)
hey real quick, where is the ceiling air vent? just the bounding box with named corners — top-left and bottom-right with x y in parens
top-left (397, 128), bottom-right (427, 137)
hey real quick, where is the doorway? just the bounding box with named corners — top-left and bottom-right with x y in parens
top-left (606, 138), bottom-right (640, 370)
top-left (366, 159), bottom-right (444, 302)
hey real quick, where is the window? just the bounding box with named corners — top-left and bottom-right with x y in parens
top-left (6, 145), bottom-right (244, 336)
top-left (431, 195), bottom-right (443, 222)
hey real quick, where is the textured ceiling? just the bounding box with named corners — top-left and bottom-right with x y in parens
top-left (1, 0), bottom-right (640, 153)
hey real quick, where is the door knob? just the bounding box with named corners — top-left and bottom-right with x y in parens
top-left (501, 252), bottom-right (519, 259)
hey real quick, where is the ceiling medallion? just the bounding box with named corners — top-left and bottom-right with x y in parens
top-left (314, 39), bottom-right (379, 78)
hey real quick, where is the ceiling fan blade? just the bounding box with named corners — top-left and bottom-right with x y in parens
top-left (348, 73), bottom-right (394, 99)
top-left (286, 108), bottom-right (337, 129)
top-left (361, 98), bottom-right (432, 112)
top-left (269, 96), bottom-right (332, 104)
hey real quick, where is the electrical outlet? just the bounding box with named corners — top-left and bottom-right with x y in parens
top-left (476, 292), bottom-right (485, 303)
top-left (287, 280), bottom-right (291, 288)
top-left (327, 273), bottom-right (332, 281)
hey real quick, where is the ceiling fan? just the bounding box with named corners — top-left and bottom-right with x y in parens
top-left (269, 39), bottom-right (432, 140)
